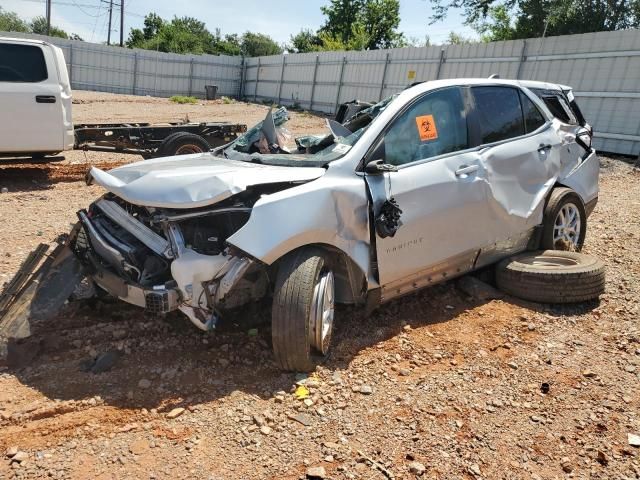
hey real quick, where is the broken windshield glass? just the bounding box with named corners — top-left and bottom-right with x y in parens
top-left (223, 95), bottom-right (398, 167)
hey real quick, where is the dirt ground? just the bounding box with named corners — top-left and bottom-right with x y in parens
top-left (0, 92), bottom-right (639, 480)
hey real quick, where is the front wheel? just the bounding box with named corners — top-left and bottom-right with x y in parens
top-left (271, 249), bottom-right (335, 372)
top-left (541, 188), bottom-right (587, 251)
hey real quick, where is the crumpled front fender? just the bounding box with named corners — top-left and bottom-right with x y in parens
top-left (226, 168), bottom-right (372, 286)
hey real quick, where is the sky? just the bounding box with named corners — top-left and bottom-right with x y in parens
top-left (2, 0), bottom-right (477, 46)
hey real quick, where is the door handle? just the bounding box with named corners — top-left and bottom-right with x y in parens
top-left (36, 95), bottom-right (56, 104)
top-left (455, 164), bottom-right (479, 177)
top-left (538, 143), bottom-right (552, 152)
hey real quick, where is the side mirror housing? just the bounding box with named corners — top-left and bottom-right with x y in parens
top-left (364, 159), bottom-right (398, 175)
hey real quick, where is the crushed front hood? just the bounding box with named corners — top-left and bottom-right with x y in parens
top-left (89, 154), bottom-right (326, 208)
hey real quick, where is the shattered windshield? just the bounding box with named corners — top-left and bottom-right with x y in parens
top-left (222, 95), bottom-right (397, 167)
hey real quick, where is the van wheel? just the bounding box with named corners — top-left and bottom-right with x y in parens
top-left (157, 132), bottom-right (211, 157)
top-left (496, 250), bottom-right (605, 304)
top-left (272, 249), bottom-right (335, 372)
top-left (541, 188), bottom-right (587, 251)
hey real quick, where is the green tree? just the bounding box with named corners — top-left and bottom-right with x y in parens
top-left (0, 7), bottom-right (30, 33)
top-left (360, 0), bottom-right (405, 49)
top-left (471, 5), bottom-right (516, 41)
top-left (142, 13), bottom-right (164, 40)
top-left (126, 13), bottom-right (275, 56)
top-left (319, 0), bottom-right (405, 50)
top-left (30, 16), bottom-right (69, 39)
top-left (406, 35), bottom-right (432, 47)
top-left (127, 13), bottom-right (168, 49)
top-left (319, 0), bottom-right (365, 44)
top-left (430, 0), bottom-right (640, 39)
top-left (446, 31), bottom-right (473, 44)
top-left (289, 29), bottom-right (324, 53)
top-left (213, 31), bottom-right (242, 56)
top-left (240, 32), bottom-right (283, 57)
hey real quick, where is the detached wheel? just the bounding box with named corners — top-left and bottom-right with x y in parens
top-left (272, 249), bottom-right (335, 372)
top-left (541, 188), bottom-right (587, 251)
top-left (157, 132), bottom-right (211, 157)
top-left (496, 250), bottom-right (605, 304)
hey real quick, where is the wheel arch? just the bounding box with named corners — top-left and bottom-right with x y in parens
top-left (552, 181), bottom-right (585, 205)
top-left (269, 243), bottom-right (367, 305)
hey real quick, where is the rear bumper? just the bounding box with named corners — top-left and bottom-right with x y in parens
top-left (64, 128), bottom-right (75, 151)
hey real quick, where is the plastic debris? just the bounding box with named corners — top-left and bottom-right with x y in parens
top-left (294, 385), bottom-right (310, 399)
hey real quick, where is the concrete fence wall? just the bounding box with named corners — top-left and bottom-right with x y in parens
top-left (0, 31), bottom-right (243, 98)
top-left (244, 29), bottom-right (640, 156)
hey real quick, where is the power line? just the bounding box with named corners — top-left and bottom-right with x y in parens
top-left (90, 0), bottom-right (102, 42)
top-left (16, 0), bottom-right (145, 18)
top-left (69, 0), bottom-right (106, 18)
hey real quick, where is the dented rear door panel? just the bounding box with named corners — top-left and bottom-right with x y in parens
top-left (479, 126), bottom-right (563, 242)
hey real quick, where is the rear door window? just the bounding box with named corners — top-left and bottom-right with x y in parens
top-left (470, 86), bottom-right (524, 144)
top-left (519, 91), bottom-right (546, 133)
top-left (0, 43), bottom-right (48, 82)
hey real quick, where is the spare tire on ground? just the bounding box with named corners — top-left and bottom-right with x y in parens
top-left (496, 250), bottom-right (605, 304)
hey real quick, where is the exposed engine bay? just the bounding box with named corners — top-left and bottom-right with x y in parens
top-left (72, 100), bottom-right (394, 330)
top-left (73, 189), bottom-right (274, 331)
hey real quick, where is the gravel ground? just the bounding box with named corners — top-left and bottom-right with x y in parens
top-left (1, 92), bottom-right (639, 480)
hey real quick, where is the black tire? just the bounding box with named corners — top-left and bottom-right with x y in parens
top-left (541, 187), bottom-right (587, 251)
top-left (496, 250), bottom-right (605, 304)
top-left (272, 248), bottom-right (334, 372)
top-left (156, 132), bottom-right (211, 157)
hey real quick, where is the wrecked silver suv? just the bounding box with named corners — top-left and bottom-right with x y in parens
top-left (71, 79), bottom-right (599, 371)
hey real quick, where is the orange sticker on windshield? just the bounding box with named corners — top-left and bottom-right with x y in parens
top-left (415, 114), bottom-right (438, 141)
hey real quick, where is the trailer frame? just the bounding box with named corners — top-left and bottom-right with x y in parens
top-left (74, 121), bottom-right (247, 158)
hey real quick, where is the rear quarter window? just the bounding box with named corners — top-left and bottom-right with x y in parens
top-left (531, 89), bottom-right (578, 125)
top-left (0, 43), bottom-right (48, 82)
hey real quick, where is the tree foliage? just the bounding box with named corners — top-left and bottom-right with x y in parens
top-left (290, 0), bottom-right (405, 53)
top-left (359, 0), bottom-right (405, 49)
top-left (0, 7), bottom-right (82, 40)
top-left (30, 16), bottom-right (69, 39)
top-left (0, 7), bottom-right (30, 33)
top-left (446, 31), bottom-right (473, 44)
top-left (127, 13), bottom-right (281, 56)
top-left (289, 29), bottom-right (324, 53)
top-left (239, 32), bottom-right (283, 57)
top-left (430, 0), bottom-right (640, 40)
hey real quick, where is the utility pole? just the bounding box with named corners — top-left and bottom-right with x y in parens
top-left (107, 0), bottom-right (113, 45)
top-left (45, 0), bottom-right (51, 36)
top-left (119, 0), bottom-right (124, 47)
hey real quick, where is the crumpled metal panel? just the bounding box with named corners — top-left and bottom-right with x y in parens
top-left (480, 126), bottom-right (562, 235)
top-left (226, 165), bottom-right (372, 282)
top-left (89, 154), bottom-right (325, 209)
top-left (558, 151), bottom-right (599, 205)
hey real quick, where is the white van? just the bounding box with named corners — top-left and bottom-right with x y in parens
top-left (0, 37), bottom-right (74, 157)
